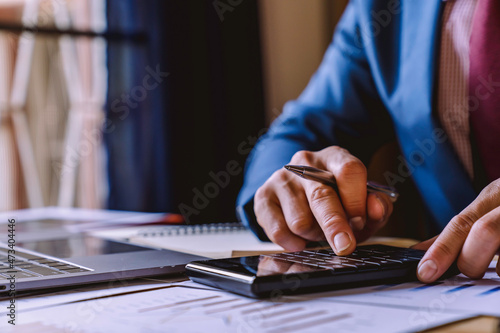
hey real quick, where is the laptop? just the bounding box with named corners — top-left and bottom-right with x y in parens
top-left (0, 219), bottom-right (206, 293)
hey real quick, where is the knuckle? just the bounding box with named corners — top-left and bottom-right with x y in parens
top-left (289, 217), bottom-right (314, 236)
top-left (254, 190), bottom-right (277, 217)
top-left (255, 186), bottom-right (271, 203)
top-left (308, 187), bottom-right (346, 230)
top-left (337, 160), bottom-right (367, 180)
top-left (274, 169), bottom-right (290, 182)
top-left (430, 241), bottom-right (456, 259)
top-left (324, 145), bottom-right (348, 155)
top-left (267, 169), bottom-right (293, 187)
top-left (309, 186), bottom-right (337, 207)
top-left (473, 218), bottom-right (500, 241)
top-left (268, 225), bottom-right (287, 244)
top-left (291, 150), bottom-right (315, 164)
top-left (449, 214), bottom-right (476, 237)
top-left (321, 214), bottom-right (347, 235)
top-left (344, 197), bottom-right (365, 211)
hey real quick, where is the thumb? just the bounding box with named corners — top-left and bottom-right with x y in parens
top-left (411, 235), bottom-right (439, 251)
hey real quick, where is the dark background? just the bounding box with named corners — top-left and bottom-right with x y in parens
top-left (105, 0), bottom-right (265, 223)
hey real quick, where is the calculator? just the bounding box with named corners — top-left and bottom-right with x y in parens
top-left (185, 244), bottom-right (460, 298)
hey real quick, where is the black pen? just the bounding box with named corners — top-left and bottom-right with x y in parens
top-left (284, 164), bottom-right (399, 202)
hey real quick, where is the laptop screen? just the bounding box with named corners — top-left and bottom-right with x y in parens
top-left (3, 219), bottom-right (152, 259)
top-left (16, 235), bottom-right (151, 259)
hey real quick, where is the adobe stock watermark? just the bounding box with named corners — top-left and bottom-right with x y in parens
top-left (178, 133), bottom-right (261, 223)
top-left (53, 65), bottom-right (169, 179)
top-left (213, 0), bottom-right (244, 22)
top-left (57, 271), bottom-right (142, 331)
top-left (234, 259), bottom-right (311, 333)
top-left (408, 284), bottom-right (464, 330)
top-left (347, 0), bottom-right (401, 54)
top-left (442, 73), bottom-right (500, 133)
top-left (469, 74), bottom-right (500, 110)
top-left (6, 219), bottom-right (16, 326)
top-left (383, 128), bottom-right (448, 187)
top-left (178, 108), bottom-right (284, 223)
top-left (383, 71), bottom-right (500, 188)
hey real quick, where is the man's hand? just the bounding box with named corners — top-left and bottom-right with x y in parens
top-left (254, 146), bottom-right (393, 254)
top-left (413, 180), bottom-right (500, 282)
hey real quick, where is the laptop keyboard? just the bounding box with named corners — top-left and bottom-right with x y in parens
top-left (0, 247), bottom-right (91, 280)
top-left (261, 245), bottom-right (425, 272)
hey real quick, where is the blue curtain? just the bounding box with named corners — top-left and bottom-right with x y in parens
top-left (105, 0), bottom-right (265, 223)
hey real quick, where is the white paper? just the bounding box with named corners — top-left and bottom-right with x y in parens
top-left (129, 228), bottom-right (284, 258)
top-left (0, 281), bottom-right (470, 333)
top-left (0, 278), bottom-right (186, 315)
top-left (292, 260), bottom-right (500, 318)
top-left (92, 225), bottom-right (285, 258)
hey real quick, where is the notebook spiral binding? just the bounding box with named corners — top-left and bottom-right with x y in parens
top-left (137, 222), bottom-right (246, 237)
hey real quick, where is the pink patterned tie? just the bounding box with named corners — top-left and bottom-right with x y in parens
top-left (469, 0), bottom-right (500, 182)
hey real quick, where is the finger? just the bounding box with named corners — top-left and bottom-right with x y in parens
top-left (458, 206), bottom-right (500, 279)
top-left (254, 189), bottom-right (307, 251)
top-left (365, 193), bottom-right (393, 231)
top-left (416, 215), bottom-right (473, 283)
top-left (324, 147), bottom-right (368, 230)
top-left (302, 180), bottom-right (355, 255)
top-left (411, 235), bottom-right (439, 251)
top-left (273, 173), bottom-right (324, 241)
top-left (353, 193), bottom-right (393, 243)
top-left (417, 183), bottom-right (500, 283)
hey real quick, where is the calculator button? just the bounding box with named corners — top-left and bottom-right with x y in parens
top-left (363, 260), bottom-right (403, 269)
top-left (353, 262), bottom-right (380, 271)
top-left (403, 256), bottom-right (423, 260)
top-left (371, 257), bottom-right (403, 263)
top-left (318, 265), bottom-right (357, 272)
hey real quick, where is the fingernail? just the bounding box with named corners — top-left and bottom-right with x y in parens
top-left (375, 194), bottom-right (386, 222)
top-left (334, 232), bottom-right (352, 253)
top-left (349, 216), bottom-right (365, 231)
top-left (417, 260), bottom-right (438, 282)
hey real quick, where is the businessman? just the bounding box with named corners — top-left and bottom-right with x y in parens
top-left (237, 0), bottom-right (500, 283)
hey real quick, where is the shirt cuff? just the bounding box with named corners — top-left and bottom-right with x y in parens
top-left (236, 196), bottom-right (270, 242)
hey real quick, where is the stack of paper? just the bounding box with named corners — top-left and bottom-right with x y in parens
top-left (0, 279), bottom-right (480, 333)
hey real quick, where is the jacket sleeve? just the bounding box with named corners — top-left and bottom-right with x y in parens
top-left (236, 1), bottom-right (395, 240)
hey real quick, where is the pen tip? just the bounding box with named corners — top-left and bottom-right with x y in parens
top-left (284, 165), bottom-right (291, 170)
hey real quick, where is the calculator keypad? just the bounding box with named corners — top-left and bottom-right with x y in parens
top-left (261, 245), bottom-right (425, 273)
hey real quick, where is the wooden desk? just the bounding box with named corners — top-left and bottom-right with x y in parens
top-left (424, 316), bottom-right (500, 333)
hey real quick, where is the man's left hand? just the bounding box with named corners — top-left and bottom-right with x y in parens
top-left (413, 179), bottom-right (500, 282)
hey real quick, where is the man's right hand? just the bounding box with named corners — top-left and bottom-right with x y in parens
top-left (254, 146), bottom-right (393, 255)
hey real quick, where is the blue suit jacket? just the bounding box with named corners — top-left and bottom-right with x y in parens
top-left (237, 0), bottom-right (479, 239)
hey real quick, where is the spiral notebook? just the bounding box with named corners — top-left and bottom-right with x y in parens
top-left (121, 223), bottom-right (284, 259)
